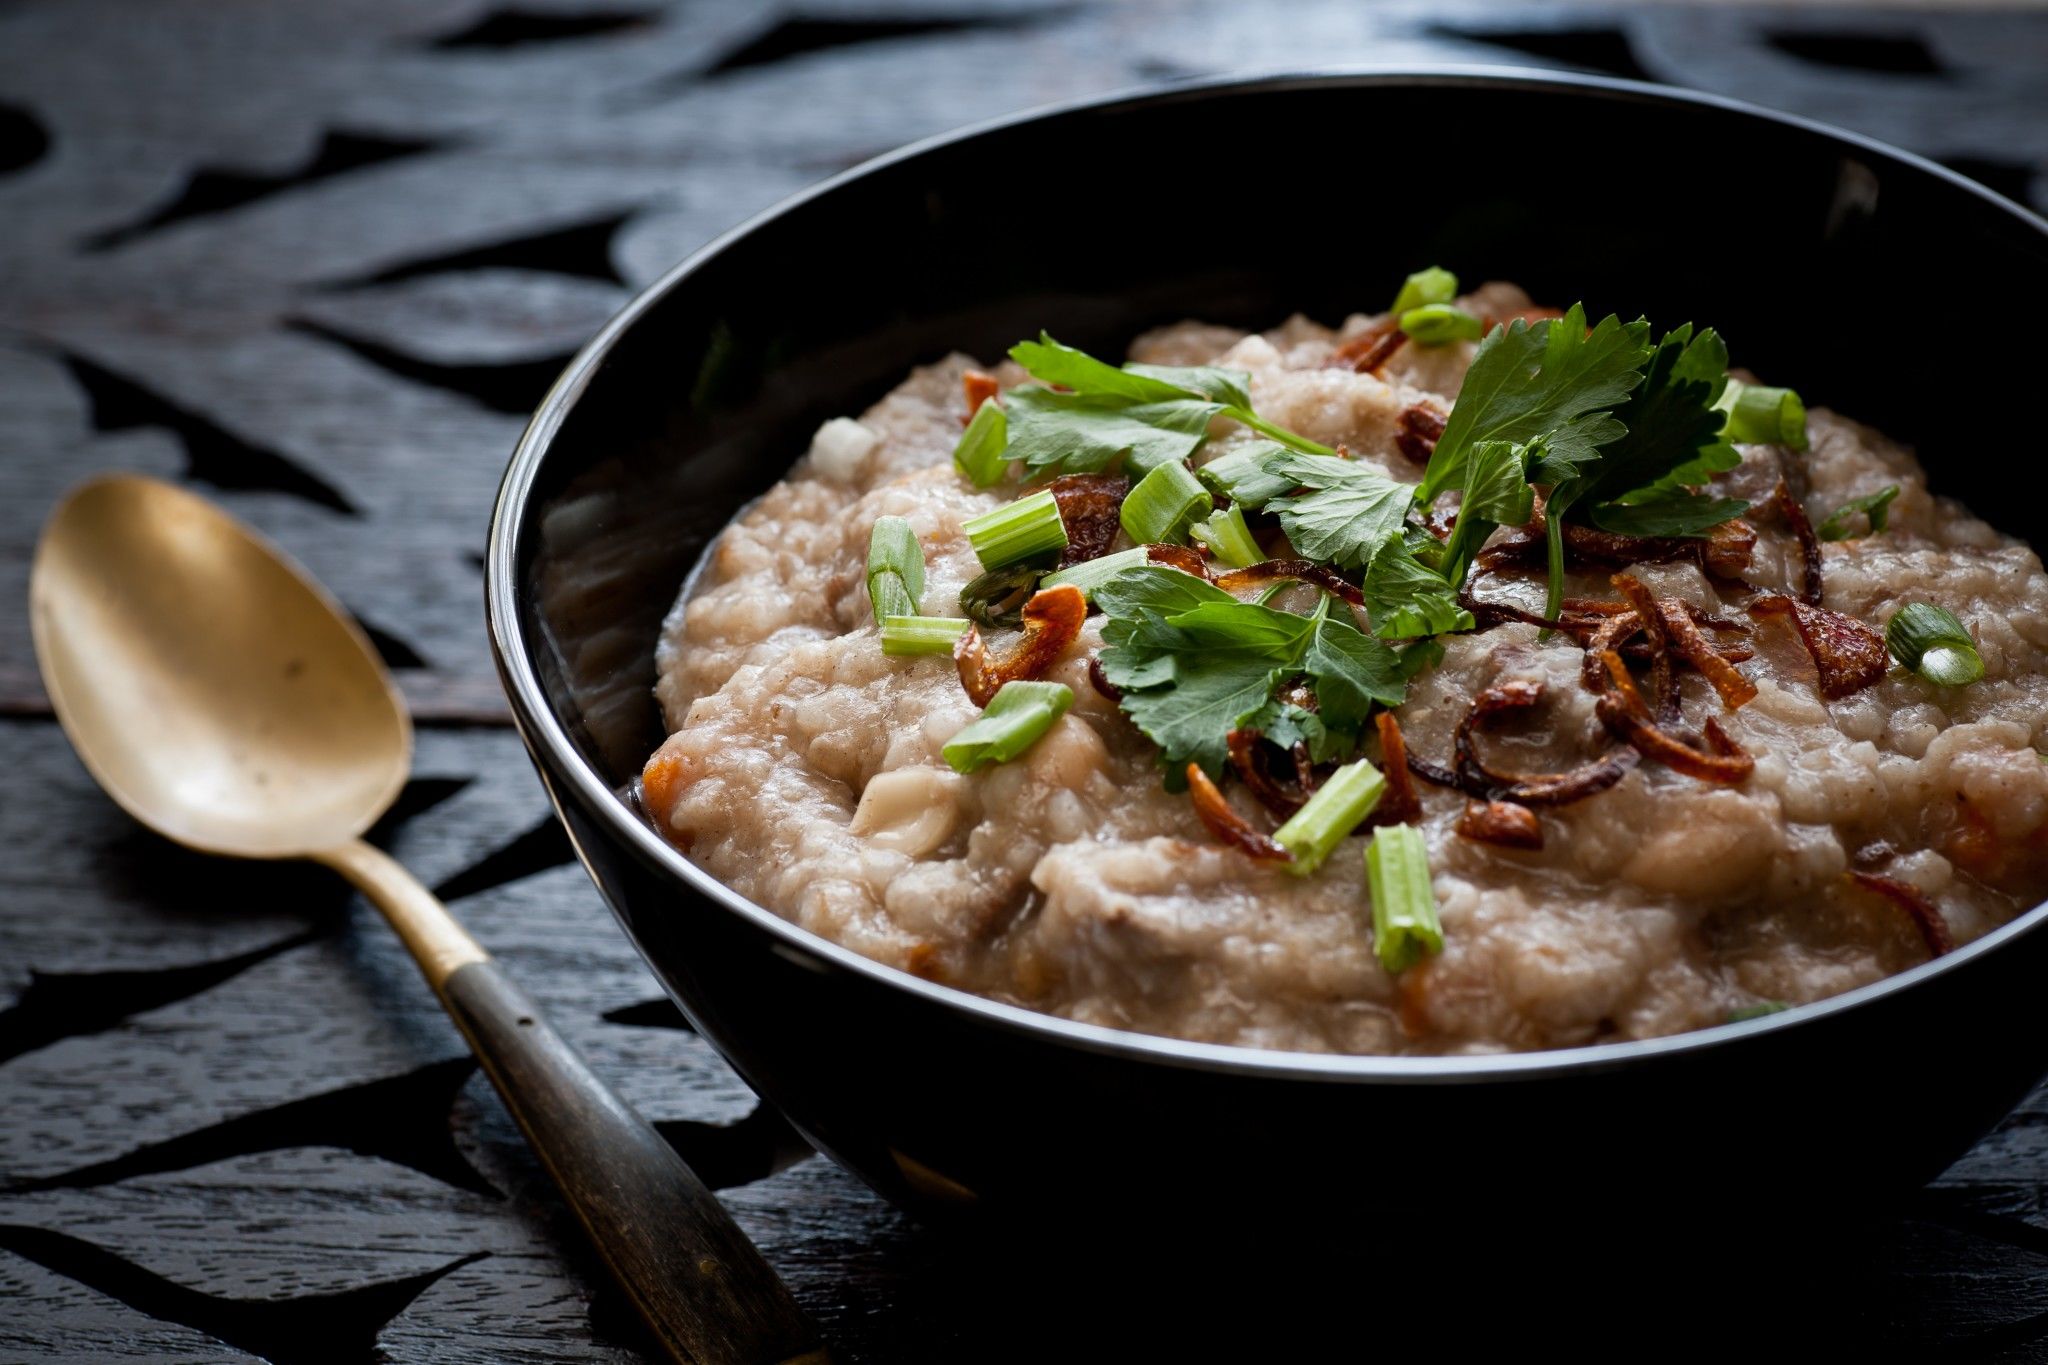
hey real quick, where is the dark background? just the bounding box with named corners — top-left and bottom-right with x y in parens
top-left (3, 2), bottom-right (2047, 1360)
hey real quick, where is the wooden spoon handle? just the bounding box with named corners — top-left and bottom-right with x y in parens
top-left (318, 839), bottom-right (829, 1365)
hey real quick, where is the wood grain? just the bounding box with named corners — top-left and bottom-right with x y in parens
top-left (2, 2), bottom-right (2046, 1359)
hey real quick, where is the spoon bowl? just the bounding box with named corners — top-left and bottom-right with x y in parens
top-left (30, 474), bottom-right (407, 858)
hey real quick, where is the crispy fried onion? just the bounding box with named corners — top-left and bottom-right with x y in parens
top-left (1394, 404), bottom-right (1447, 465)
top-left (1086, 653), bottom-right (1122, 702)
top-left (1186, 762), bottom-right (1292, 862)
top-left (1453, 679), bottom-right (1639, 807)
top-left (1612, 574), bottom-right (1677, 722)
top-left (1748, 593), bottom-right (1888, 699)
top-left (1657, 596), bottom-right (1758, 709)
top-left (1478, 508), bottom-right (1758, 583)
top-left (1048, 473), bottom-right (1129, 567)
top-left (961, 369), bottom-right (1000, 423)
top-left (953, 584), bottom-right (1086, 707)
top-left (1772, 479), bottom-right (1824, 605)
top-left (1366, 712), bottom-right (1423, 827)
top-left (1145, 542), bottom-right (1212, 579)
top-left (1458, 800), bottom-right (1544, 849)
top-left (1332, 321), bottom-right (1407, 374)
top-left (1591, 649), bottom-right (1755, 784)
top-left (1213, 558), bottom-right (1364, 605)
top-left (1846, 870), bottom-right (1954, 958)
top-left (1226, 727), bottom-right (1317, 818)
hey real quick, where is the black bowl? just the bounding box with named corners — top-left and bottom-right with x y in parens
top-left (488, 69), bottom-right (2048, 1238)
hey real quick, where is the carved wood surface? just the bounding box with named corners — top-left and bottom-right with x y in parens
top-left (2, 2), bottom-right (2046, 1358)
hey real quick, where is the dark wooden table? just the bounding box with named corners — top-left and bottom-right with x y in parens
top-left (4, 3), bottom-right (2046, 1359)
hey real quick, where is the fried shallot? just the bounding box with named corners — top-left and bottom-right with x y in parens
top-left (953, 584), bottom-right (1086, 707)
top-left (1749, 593), bottom-right (1887, 699)
top-left (1591, 650), bottom-right (1755, 784)
top-left (1186, 763), bottom-right (1292, 863)
top-left (1394, 404), bottom-right (1447, 465)
top-left (1333, 322), bottom-right (1406, 375)
top-left (1213, 558), bottom-right (1364, 606)
top-left (1847, 870), bottom-right (1954, 958)
top-left (1366, 711), bottom-right (1424, 826)
top-left (1226, 727), bottom-right (1316, 818)
top-left (1048, 473), bottom-right (1129, 568)
top-left (961, 369), bottom-right (1000, 423)
top-left (1773, 480), bottom-right (1825, 606)
top-left (1458, 799), bottom-right (1544, 850)
top-left (1145, 542), bottom-right (1213, 580)
top-left (1452, 679), bottom-right (1639, 807)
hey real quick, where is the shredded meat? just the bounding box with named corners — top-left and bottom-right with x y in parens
top-left (1458, 799), bottom-right (1544, 849)
top-left (953, 584), bottom-right (1087, 707)
top-left (1186, 763), bottom-right (1291, 862)
top-left (1393, 403), bottom-right (1446, 465)
top-left (1213, 558), bottom-right (1364, 606)
top-left (1048, 473), bottom-right (1130, 568)
top-left (1452, 679), bottom-right (1639, 807)
top-left (1366, 711), bottom-right (1423, 826)
top-left (1773, 480), bottom-right (1825, 606)
top-left (961, 369), bottom-right (1000, 424)
top-left (1847, 871), bottom-right (1955, 958)
top-left (1749, 594), bottom-right (1889, 699)
top-left (1591, 650), bottom-right (1755, 784)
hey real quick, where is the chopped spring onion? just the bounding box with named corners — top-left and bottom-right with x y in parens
top-left (1715, 378), bottom-right (1808, 449)
top-left (1041, 546), bottom-right (1148, 600)
top-left (1120, 460), bottom-right (1213, 546)
top-left (942, 680), bottom-right (1073, 773)
top-left (1886, 601), bottom-right (1984, 686)
top-left (1189, 504), bottom-right (1264, 569)
top-left (1728, 1001), bottom-right (1790, 1023)
top-left (1817, 485), bottom-right (1899, 541)
top-left (954, 396), bottom-right (1009, 487)
top-left (964, 489), bottom-right (1068, 571)
top-left (1390, 266), bottom-right (1458, 316)
top-left (958, 564), bottom-right (1042, 628)
top-left (867, 515), bottom-right (924, 621)
top-left (1273, 757), bottom-right (1385, 876)
top-left (1195, 442), bottom-right (1300, 509)
top-left (881, 615), bottom-right (971, 656)
top-left (1399, 303), bottom-right (1485, 347)
top-left (1365, 824), bottom-right (1443, 974)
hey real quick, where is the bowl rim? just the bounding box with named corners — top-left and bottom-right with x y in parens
top-left (488, 64), bottom-right (2048, 1084)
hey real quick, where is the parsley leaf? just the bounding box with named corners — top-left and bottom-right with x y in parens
top-left (1093, 565), bottom-right (1406, 786)
top-left (1262, 452), bottom-right (1415, 571)
top-left (1417, 305), bottom-right (1652, 508)
top-left (1362, 536), bottom-right (1475, 638)
top-left (1000, 334), bottom-right (1334, 479)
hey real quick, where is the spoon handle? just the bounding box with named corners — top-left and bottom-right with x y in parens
top-left (318, 839), bottom-right (830, 1365)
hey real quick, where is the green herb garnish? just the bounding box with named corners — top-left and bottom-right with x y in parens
top-left (963, 488), bottom-right (1067, 570)
top-left (1818, 486), bottom-right (1899, 542)
top-left (1261, 451), bottom-right (1415, 572)
top-left (953, 396), bottom-right (1009, 487)
top-left (1362, 536), bottom-right (1476, 639)
top-left (1189, 504), bottom-right (1265, 569)
top-left (1039, 547), bottom-right (1148, 601)
top-left (958, 564), bottom-right (1041, 628)
top-left (1390, 266), bottom-right (1458, 315)
top-left (866, 516), bottom-right (924, 621)
top-left (1728, 1001), bottom-right (1790, 1023)
top-left (1274, 758), bottom-right (1386, 876)
top-left (1400, 303), bottom-right (1485, 346)
top-left (1001, 334), bottom-right (1332, 478)
top-left (1365, 824), bottom-right (1443, 973)
top-left (1886, 602), bottom-right (1985, 686)
top-left (941, 680), bottom-right (1074, 773)
top-left (1716, 378), bottom-right (1808, 449)
top-left (1094, 566), bottom-right (1405, 787)
top-left (1195, 441), bottom-right (1300, 508)
top-left (1120, 460), bottom-right (1213, 546)
top-left (881, 616), bottom-right (971, 656)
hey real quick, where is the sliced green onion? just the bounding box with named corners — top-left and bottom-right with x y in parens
top-left (1886, 601), bottom-right (1985, 686)
top-left (1715, 378), bottom-right (1808, 449)
top-left (1817, 485), bottom-right (1899, 542)
top-left (942, 680), bottom-right (1073, 773)
top-left (958, 564), bottom-right (1042, 628)
top-left (1041, 547), bottom-right (1148, 600)
top-left (1188, 504), bottom-right (1264, 569)
top-left (1390, 266), bottom-right (1458, 316)
top-left (1120, 460), bottom-right (1213, 546)
top-left (881, 615), bottom-right (971, 656)
top-left (953, 396), bottom-right (1008, 487)
top-left (1365, 824), bottom-right (1442, 974)
top-left (964, 489), bottom-right (1068, 571)
top-left (1195, 442), bottom-right (1299, 509)
top-left (867, 516), bottom-right (924, 620)
top-left (1398, 303), bottom-right (1485, 347)
top-left (1728, 1001), bottom-right (1790, 1023)
top-left (1273, 757), bottom-right (1385, 877)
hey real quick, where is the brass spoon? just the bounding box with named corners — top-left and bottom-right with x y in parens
top-left (29, 474), bottom-right (828, 1365)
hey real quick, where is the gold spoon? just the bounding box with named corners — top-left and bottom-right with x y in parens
top-left (29, 473), bottom-right (828, 1365)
